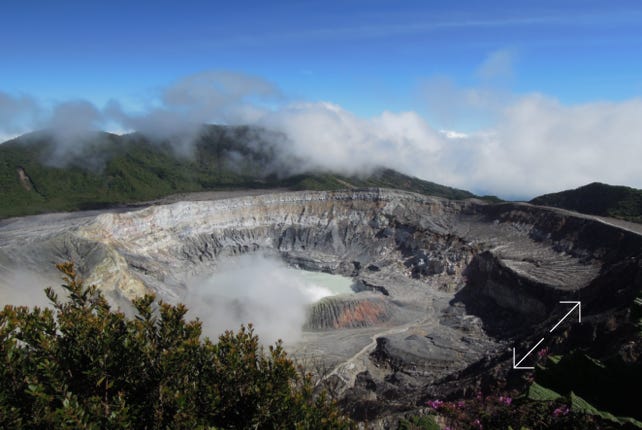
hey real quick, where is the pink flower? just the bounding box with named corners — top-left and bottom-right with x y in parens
top-left (553, 405), bottom-right (570, 417)
top-left (498, 395), bottom-right (512, 405)
top-left (426, 399), bottom-right (444, 410)
top-left (537, 347), bottom-right (550, 359)
top-left (473, 418), bottom-right (483, 429)
top-left (456, 400), bottom-right (465, 409)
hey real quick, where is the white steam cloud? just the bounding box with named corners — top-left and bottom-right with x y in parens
top-left (183, 254), bottom-right (340, 344)
top-left (2, 58), bottom-right (642, 198)
top-left (0, 270), bottom-right (64, 309)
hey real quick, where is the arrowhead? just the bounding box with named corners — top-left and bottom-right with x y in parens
top-left (513, 338), bottom-right (545, 370)
top-left (560, 301), bottom-right (581, 322)
top-left (549, 301), bottom-right (581, 333)
top-left (513, 348), bottom-right (534, 370)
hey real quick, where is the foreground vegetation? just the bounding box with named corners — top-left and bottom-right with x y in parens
top-left (0, 262), bottom-right (353, 429)
top-left (411, 377), bottom-right (642, 430)
top-left (0, 126), bottom-right (480, 219)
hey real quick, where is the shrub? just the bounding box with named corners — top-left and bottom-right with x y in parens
top-left (0, 262), bottom-right (353, 429)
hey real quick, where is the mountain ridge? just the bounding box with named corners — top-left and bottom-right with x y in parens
top-left (0, 125), bottom-right (483, 219)
top-left (530, 182), bottom-right (642, 224)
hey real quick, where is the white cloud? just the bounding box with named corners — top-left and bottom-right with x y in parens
top-left (266, 93), bottom-right (642, 199)
top-left (115, 71), bottom-right (279, 139)
top-left (421, 76), bottom-right (510, 131)
top-left (259, 102), bottom-right (443, 177)
top-left (49, 100), bottom-right (102, 135)
top-left (0, 132), bottom-right (21, 143)
top-left (0, 91), bottom-right (41, 134)
top-left (464, 95), bottom-right (642, 197)
top-left (439, 130), bottom-right (468, 139)
top-left (477, 49), bottom-right (516, 82)
top-left (2, 65), bottom-right (642, 199)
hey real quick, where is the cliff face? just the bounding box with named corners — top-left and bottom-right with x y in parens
top-left (65, 189), bottom-right (473, 303)
top-left (2, 188), bottom-right (641, 336)
top-left (1, 188), bottom-right (641, 422)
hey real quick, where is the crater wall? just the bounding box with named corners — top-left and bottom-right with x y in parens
top-left (2, 188), bottom-right (642, 421)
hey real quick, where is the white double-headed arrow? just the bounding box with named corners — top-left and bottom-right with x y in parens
top-left (549, 301), bottom-right (581, 333)
top-left (513, 337), bottom-right (545, 369)
top-left (512, 301), bottom-right (582, 370)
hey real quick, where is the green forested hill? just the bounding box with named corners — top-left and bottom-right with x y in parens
top-left (531, 182), bottom-right (642, 223)
top-left (0, 125), bottom-right (478, 219)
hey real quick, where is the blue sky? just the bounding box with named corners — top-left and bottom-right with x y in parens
top-left (3, 1), bottom-right (642, 117)
top-left (2, 0), bottom-right (642, 198)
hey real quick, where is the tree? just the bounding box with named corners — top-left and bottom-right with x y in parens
top-left (0, 262), bottom-right (353, 429)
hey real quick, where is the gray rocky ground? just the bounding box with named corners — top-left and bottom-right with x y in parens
top-left (1, 188), bottom-right (641, 426)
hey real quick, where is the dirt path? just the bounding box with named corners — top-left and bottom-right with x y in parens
top-left (324, 317), bottom-right (429, 388)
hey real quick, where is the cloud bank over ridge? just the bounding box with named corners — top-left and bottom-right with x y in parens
top-left (1, 67), bottom-right (641, 199)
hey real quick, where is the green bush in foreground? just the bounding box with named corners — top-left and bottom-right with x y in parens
top-left (0, 262), bottom-right (353, 429)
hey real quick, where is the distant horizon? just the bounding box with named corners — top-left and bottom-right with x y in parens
top-left (3, 123), bottom-right (640, 202)
top-left (2, 1), bottom-right (642, 198)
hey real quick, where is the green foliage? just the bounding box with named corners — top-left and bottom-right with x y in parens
top-left (343, 168), bottom-right (476, 200)
top-left (0, 126), bottom-right (478, 219)
top-left (534, 350), bottom-right (642, 422)
top-left (0, 262), bottom-right (353, 429)
top-left (398, 414), bottom-right (440, 430)
top-left (526, 382), bottom-right (562, 401)
top-left (522, 347), bottom-right (642, 430)
top-left (567, 392), bottom-right (642, 428)
top-left (531, 182), bottom-right (642, 223)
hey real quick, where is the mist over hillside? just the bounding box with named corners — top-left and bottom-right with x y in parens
top-left (0, 125), bottom-right (479, 219)
top-left (4, 69), bottom-right (642, 200)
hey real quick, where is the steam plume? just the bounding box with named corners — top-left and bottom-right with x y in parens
top-left (183, 254), bottom-right (343, 344)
